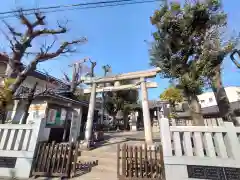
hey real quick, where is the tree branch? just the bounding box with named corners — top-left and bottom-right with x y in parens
top-left (34, 38), bottom-right (87, 63)
top-left (63, 71), bottom-right (70, 83)
top-left (32, 12), bottom-right (46, 27)
top-left (3, 20), bottom-right (22, 37)
top-left (32, 26), bottom-right (67, 38)
top-left (18, 10), bottom-right (32, 32)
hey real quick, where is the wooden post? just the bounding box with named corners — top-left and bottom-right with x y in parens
top-left (140, 77), bottom-right (153, 144)
top-left (83, 83), bottom-right (97, 149)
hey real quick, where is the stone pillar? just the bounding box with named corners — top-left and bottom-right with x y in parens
top-left (157, 107), bottom-right (161, 120)
top-left (69, 107), bottom-right (83, 142)
top-left (83, 83), bottom-right (97, 149)
top-left (140, 77), bottom-right (153, 144)
top-left (129, 112), bottom-right (137, 131)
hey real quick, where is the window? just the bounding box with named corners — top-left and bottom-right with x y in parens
top-left (209, 97), bottom-right (213, 102)
top-left (200, 100), bottom-right (205, 103)
top-left (237, 92), bottom-right (240, 99)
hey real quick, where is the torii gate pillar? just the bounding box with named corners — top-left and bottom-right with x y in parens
top-left (82, 83), bottom-right (97, 149)
top-left (81, 67), bottom-right (160, 149)
top-left (140, 77), bottom-right (153, 144)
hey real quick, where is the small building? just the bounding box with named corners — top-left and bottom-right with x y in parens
top-left (197, 86), bottom-right (240, 108)
top-left (0, 53), bottom-right (83, 122)
top-left (12, 90), bottom-right (99, 143)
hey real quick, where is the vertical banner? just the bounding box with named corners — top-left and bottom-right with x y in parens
top-left (46, 109), bottom-right (57, 125)
top-left (60, 108), bottom-right (67, 126)
top-left (55, 111), bottom-right (61, 125)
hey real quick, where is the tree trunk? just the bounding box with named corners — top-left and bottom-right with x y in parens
top-left (0, 102), bottom-right (7, 124)
top-left (123, 113), bottom-right (129, 130)
top-left (112, 115), bottom-right (117, 130)
top-left (21, 82), bottom-right (38, 124)
top-left (9, 70), bottom-right (29, 94)
top-left (186, 92), bottom-right (204, 126)
top-left (5, 60), bottom-right (22, 78)
top-left (169, 101), bottom-right (176, 118)
top-left (210, 65), bottom-right (238, 125)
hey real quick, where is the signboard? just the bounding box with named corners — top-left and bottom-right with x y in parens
top-left (29, 104), bottom-right (47, 111)
top-left (46, 109), bottom-right (57, 125)
top-left (55, 111), bottom-right (61, 125)
top-left (60, 109), bottom-right (67, 121)
top-left (187, 165), bottom-right (240, 180)
top-left (0, 157), bottom-right (17, 168)
top-left (46, 108), bottom-right (66, 126)
top-left (27, 103), bottom-right (47, 124)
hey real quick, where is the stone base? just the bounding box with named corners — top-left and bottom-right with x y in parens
top-left (93, 131), bottom-right (104, 142)
top-left (130, 125), bottom-right (137, 131)
top-left (79, 140), bottom-right (94, 151)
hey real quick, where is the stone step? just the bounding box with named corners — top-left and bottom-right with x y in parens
top-left (74, 166), bottom-right (117, 180)
top-left (78, 155), bottom-right (118, 172)
top-left (79, 155), bottom-right (117, 163)
top-left (80, 149), bottom-right (117, 157)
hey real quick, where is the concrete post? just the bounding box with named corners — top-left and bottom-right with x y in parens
top-left (140, 77), bottom-right (153, 144)
top-left (83, 83), bottom-right (97, 149)
top-left (69, 107), bottom-right (83, 142)
top-left (11, 100), bottom-right (19, 121)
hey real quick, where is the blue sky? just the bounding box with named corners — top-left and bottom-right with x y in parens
top-left (0, 0), bottom-right (240, 100)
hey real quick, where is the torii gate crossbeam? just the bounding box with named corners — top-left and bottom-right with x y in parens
top-left (81, 68), bottom-right (160, 149)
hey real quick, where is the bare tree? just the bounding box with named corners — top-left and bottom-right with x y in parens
top-left (63, 58), bottom-right (89, 93)
top-left (87, 59), bottom-right (97, 78)
top-left (100, 64), bottom-right (111, 124)
top-left (2, 10), bottom-right (87, 96)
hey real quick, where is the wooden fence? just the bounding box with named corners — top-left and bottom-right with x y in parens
top-left (32, 141), bottom-right (98, 178)
top-left (32, 142), bottom-right (77, 178)
top-left (117, 144), bottom-right (165, 180)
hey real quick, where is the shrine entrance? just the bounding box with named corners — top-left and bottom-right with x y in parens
top-left (82, 67), bottom-right (160, 148)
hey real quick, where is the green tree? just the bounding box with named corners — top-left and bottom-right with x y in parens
top-left (160, 86), bottom-right (183, 118)
top-left (150, 0), bottom-right (228, 125)
top-left (189, 1), bottom-right (238, 125)
top-left (104, 80), bottom-right (138, 129)
top-left (0, 78), bottom-right (15, 124)
top-left (202, 30), bottom-right (238, 124)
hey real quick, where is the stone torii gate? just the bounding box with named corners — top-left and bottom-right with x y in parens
top-left (82, 67), bottom-right (160, 148)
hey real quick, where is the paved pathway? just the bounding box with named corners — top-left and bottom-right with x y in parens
top-left (76, 130), bottom-right (160, 180)
top-left (26, 130), bottom-right (160, 180)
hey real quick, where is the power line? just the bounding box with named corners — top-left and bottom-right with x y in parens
top-left (0, 0), bottom-right (142, 15)
top-left (0, 0), bottom-right (160, 19)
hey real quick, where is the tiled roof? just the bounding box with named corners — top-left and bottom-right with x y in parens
top-left (0, 53), bottom-right (68, 87)
top-left (176, 101), bottom-right (240, 118)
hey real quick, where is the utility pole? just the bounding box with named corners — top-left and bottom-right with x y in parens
top-left (100, 65), bottom-right (111, 124)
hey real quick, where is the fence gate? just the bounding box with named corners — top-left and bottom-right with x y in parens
top-left (32, 141), bottom-right (80, 178)
top-left (117, 144), bottom-right (165, 180)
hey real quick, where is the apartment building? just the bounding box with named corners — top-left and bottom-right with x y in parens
top-left (197, 86), bottom-right (240, 108)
